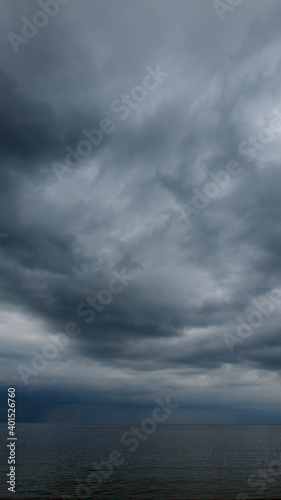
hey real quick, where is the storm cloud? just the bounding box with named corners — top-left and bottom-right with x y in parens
top-left (1, 0), bottom-right (281, 423)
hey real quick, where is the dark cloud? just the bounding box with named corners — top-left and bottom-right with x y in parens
top-left (1, 0), bottom-right (281, 423)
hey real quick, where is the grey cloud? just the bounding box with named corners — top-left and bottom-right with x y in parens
top-left (1, 0), bottom-right (281, 423)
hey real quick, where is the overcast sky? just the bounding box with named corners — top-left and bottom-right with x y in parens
top-left (1, 0), bottom-right (281, 424)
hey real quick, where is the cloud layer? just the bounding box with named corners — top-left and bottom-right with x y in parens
top-left (1, 0), bottom-right (281, 423)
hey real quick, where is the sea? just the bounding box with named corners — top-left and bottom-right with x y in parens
top-left (1, 424), bottom-right (281, 499)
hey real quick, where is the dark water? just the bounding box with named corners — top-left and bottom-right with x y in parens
top-left (1, 424), bottom-right (281, 499)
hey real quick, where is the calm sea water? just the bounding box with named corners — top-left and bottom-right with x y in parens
top-left (1, 424), bottom-right (281, 499)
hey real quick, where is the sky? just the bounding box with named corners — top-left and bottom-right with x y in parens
top-left (1, 0), bottom-right (281, 424)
